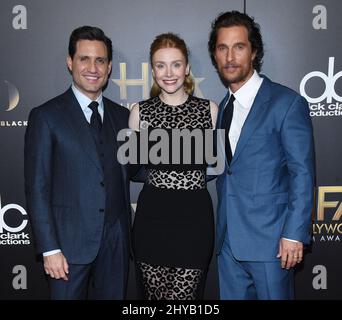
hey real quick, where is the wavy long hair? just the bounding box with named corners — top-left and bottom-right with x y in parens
top-left (208, 11), bottom-right (264, 72)
top-left (149, 33), bottom-right (195, 97)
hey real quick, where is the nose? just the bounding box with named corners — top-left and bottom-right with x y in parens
top-left (166, 66), bottom-right (172, 77)
top-left (88, 59), bottom-right (97, 72)
top-left (226, 49), bottom-right (234, 63)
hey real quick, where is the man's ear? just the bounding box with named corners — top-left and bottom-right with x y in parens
top-left (66, 56), bottom-right (72, 72)
top-left (251, 50), bottom-right (257, 62)
top-left (108, 61), bottom-right (112, 75)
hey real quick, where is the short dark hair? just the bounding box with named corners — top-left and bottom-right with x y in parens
top-left (68, 26), bottom-right (113, 61)
top-left (208, 11), bottom-right (264, 72)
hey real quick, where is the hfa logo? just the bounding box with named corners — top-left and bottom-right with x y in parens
top-left (312, 186), bottom-right (342, 243)
top-left (0, 195), bottom-right (30, 245)
top-left (300, 57), bottom-right (342, 117)
top-left (111, 63), bottom-right (204, 110)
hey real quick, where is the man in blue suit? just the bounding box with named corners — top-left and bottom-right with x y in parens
top-left (208, 11), bottom-right (315, 299)
top-left (24, 26), bottom-right (131, 299)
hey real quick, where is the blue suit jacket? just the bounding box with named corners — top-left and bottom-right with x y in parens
top-left (24, 88), bottom-right (131, 264)
top-left (216, 76), bottom-right (315, 261)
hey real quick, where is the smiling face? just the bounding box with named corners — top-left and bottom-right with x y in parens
top-left (214, 25), bottom-right (256, 92)
top-left (151, 47), bottom-right (190, 95)
top-left (67, 39), bottom-right (112, 100)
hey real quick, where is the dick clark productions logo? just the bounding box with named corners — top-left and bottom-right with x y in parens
top-left (300, 57), bottom-right (342, 117)
top-left (0, 195), bottom-right (30, 245)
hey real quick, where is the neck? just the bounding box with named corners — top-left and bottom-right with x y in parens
top-left (72, 83), bottom-right (102, 101)
top-left (159, 90), bottom-right (188, 106)
top-left (230, 69), bottom-right (255, 93)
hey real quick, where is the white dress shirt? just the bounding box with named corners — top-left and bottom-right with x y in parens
top-left (71, 84), bottom-right (104, 122)
top-left (227, 70), bottom-right (263, 155)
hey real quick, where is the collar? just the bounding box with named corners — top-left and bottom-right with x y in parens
top-left (71, 84), bottom-right (104, 113)
top-left (230, 70), bottom-right (263, 110)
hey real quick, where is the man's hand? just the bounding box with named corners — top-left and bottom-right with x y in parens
top-left (277, 238), bottom-right (303, 269)
top-left (43, 252), bottom-right (69, 281)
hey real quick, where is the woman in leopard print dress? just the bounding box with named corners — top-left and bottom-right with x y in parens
top-left (129, 33), bottom-right (218, 300)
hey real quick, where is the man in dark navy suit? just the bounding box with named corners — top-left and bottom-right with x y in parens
top-left (24, 26), bottom-right (131, 299)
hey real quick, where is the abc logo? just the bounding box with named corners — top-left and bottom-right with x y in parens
top-left (0, 196), bottom-right (28, 233)
top-left (300, 57), bottom-right (342, 103)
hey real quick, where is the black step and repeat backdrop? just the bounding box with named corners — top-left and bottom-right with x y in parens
top-left (0, 0), bottom-right (341, 299)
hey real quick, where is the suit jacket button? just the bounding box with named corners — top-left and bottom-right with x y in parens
top-left (99, 208), bottom-right (104, 213)
top-left (227, 170), bottom-right (232, 175)
top-left (100, 181), bottom-right (105, 187)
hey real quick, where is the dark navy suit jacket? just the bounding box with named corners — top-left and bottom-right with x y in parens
top-left (24, 88), bottom-right (131, 264)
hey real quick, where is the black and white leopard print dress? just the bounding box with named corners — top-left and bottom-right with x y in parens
top-left (132, 95), bottom-right (214, 300)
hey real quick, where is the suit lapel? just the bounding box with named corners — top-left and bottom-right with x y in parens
top-left (217, 92), bottom-right (231, 168)
top-left (217, 91), bottom-right (230, 129)
top-left (104, 100), bottom-right (129, 198)
top-left (58, 89), bottom-right (103, 174)
top-left (231, 77), bottom-right (272, 166)
top-left (104, 99), bottom-right (121, 150)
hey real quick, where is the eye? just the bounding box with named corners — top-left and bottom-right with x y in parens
top-left (80, 56), bottom-right (88, 62)
top-left (155, 63), bottom-right (164, 69)
top-left (217, 45), bottom-right (227, 52)
top-left (173, 62), bottom-right (182, 68)
top-left (96, 57), bottom-right (107, 65)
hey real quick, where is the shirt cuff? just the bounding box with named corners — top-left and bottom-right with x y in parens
top-left (43, 249), bottom-right (61, 257)
top-left (282, 237), bottom-right (298, 243)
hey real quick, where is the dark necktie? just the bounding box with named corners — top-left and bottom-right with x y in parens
top-left (221, 94), bottom-right (235, 164)
top-left (88, 101), bottom-right (102, 133)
